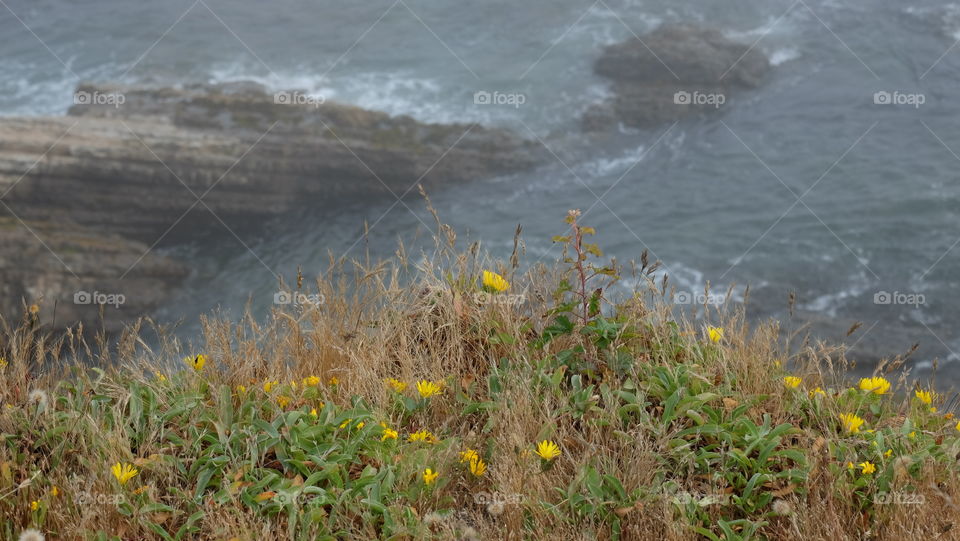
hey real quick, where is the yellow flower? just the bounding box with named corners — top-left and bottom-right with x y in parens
top-left (336, 418), bottom-right (363, 430)
top-left (422, 468), bottom-right (439, 485)
top-left (468, 457), bottom-right (487, 477)
top-left (30, 500), bottom-right (39, 511)
top-left (783, 376), bottom-right (802, 389)
top-left (908, 431), bottom-right (917, 439)
top-left (385, 378), bottom-right (408, 393)
top-left (381, 427), bottom-right (398, 441)
top-left (50, 486), bottom-right (59, 497)
top-left (111, 462), bottom-right (139, 486)
top-left (236, 384), bottom-right (246, 394)
top-left (859, 461), bottom-right (876, 475)
top-left (846, 461), bottom-right (855, 471)
top-left (303, 376), bottom-right (320, 387)
top-left (884, 449), bottom-right (893, 458)
top-left (309, 407), bottom-right (318, 417)
top-left (328, 377), bottom-right (339, 386)
top-left (154, 371), bottom-right (167, 382)
top-left (184, 354), bottom-right (206, 372)
top-left (0, 357), bottom-right (6, 370)
top-left (915, 389), bottom-right (934, 405)
top-left (459, 449), bottom-right (479, 464)
top-left (263, 380), bottom-right (278, 393)
top-left (955, 421), bottom-right (960, 432)
top-left (839, 413), bottom-right (865, 434)
top-left (535, 440), bottom-right (561, 461)
top-left (408, 430), bottom-right (438, 444)
top-left (416, 380), bottom-right (442, 399)
top-left (944, 412), bottom-right (954, 420)
top-left (809, 387), bottom-right (826, 398)
top-left (29, 304), bottom-right (39, 314)
top-left (707, 326), bottom-right (724, 343)
top-left (277, 396), bottom-right (290, 408)
top-left (858, 377), bottom-right (890, 395)
top-left (481, 270), bottom-right (510, 292)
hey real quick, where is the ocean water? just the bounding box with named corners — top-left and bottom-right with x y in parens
top-left (3, 0), bottom-right (960, 382)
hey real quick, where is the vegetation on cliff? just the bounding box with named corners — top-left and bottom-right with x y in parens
top-left (2, 210), bottom-right (958, 540)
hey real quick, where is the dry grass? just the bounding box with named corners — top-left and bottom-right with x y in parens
top-left (1, 210), bottom-right (959, 541)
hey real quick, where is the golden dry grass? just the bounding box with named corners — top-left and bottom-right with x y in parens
top-left (1, 211), bottom-right (959, 541)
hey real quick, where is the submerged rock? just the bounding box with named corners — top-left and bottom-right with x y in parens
top-left (0, 218), bottom-right (187, 334)
top-left (583, 25), bottom-right (771, 130)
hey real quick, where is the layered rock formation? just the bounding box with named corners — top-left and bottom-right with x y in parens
top-left (0, 82), bottom-right (542, 331)
top-left (583, 25), bottom-right (771, 130)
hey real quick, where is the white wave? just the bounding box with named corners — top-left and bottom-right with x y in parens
top-left (801, 270), bottom-right (873, 317)
top-left (769, 47), bottom-right (801, 66)
top-left (0, 59), bottom-right (118, 117)
top-left (578, 145), bottom-right (647, 177)
top-left (208, 64), bottom-right (475, 124)
top-left (620, 260), bottom-right (752, 307)
top-left (723, 13), bottom-right (797, 43)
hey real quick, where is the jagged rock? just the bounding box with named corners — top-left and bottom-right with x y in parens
top-left (1, 82), bottom-right (541, 243)
top-left (583, 25), bottom-right (771, 130)
top-left (0, 82), bottom-right (542, 331)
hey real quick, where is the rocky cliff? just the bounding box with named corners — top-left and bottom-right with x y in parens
top-left (0, 82), bottom-right (541, 332)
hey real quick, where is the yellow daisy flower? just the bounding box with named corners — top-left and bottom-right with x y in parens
top-left (783, 376), bottom-right (802, 389)
top-left (535, 440), bottom-right (561, 461)
top-left (915, 389), bottom-right (934, 405)
top-left (111, 462), bottom-right (139, 485)
top-left (385, 378), bottom-right (408, 393)
top-left (416, 380), bottom-right (442, 399)
top-left (408, 430), bottom-right (438, 444)
top-left (707, 326), bottom-right (724, 343)
top-left (839, 413), bottom-right (865, 434)
top-left (481, 270), bottom-right (510, 292)
top-left (858, 377), bottom-right (890, 395)
top-left (184, 354), bottom-right (206, 372)
top-left (422, 468), bottom-right (439, 485)
top-left (468, 457), bottom-right (487, 477)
